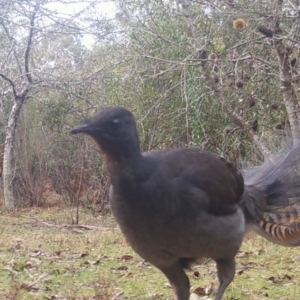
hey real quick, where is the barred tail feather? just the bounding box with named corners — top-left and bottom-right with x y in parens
top-left (249, 220), bottom-right (300, 246)
top-left (242, 142), bottom-right (300, 246)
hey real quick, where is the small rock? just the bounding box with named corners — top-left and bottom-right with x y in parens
top-left (190, 293), bottom-right (200, 300)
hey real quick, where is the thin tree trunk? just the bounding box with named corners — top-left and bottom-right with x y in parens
top-left (0, 2), bottom-right (36, 211)
top-left (274, 0), bottom-right (300, 144)
top-left (3, 100), bottom-right (23, 211)
top-left (274, 40), bottom-right (300, 144)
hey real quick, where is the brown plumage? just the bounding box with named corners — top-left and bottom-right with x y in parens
top-left (71, 107), bottom-right (300, 300)
top-left (242, 144), bottom-right (300, 246)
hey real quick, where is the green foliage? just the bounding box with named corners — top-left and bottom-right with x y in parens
top-left (109, 0), bottom-right (296, 162)
top-left (0, 0), bottom-right (298, 207)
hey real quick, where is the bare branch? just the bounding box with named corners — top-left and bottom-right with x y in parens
top-left (0, 73), bottom-right (17, 98)
top-left (200, 62), bottom-right (272, 158)
top-left (24, 1), bottom-right (40, 85)
top-left (0, 19), bottom-right (23, 75)
top-left (274, 37), bottom-right (300, 143)
top-left (20, 215), bottom-right (114, 231)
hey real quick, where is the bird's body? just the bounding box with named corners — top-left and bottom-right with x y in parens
top-left (71, 107), bottom-right (300, 300)
top-left (108, 149), bottom-right (245, 265)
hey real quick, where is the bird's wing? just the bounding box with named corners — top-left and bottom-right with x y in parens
top-left (144, 148), bottom-right (244, 215)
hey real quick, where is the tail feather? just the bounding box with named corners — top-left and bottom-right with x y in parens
top-left (245, 144), bottom-right (299, 188)
top-left (250, 220), bottom-right (300, 246)
top-left (242, 142), bottom-right (300, 246)
top-left (263, 208), bottom-right (300, 224)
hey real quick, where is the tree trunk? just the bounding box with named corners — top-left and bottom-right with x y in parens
top-left (3, 99), bottom-right (23, 211)
top-left (275, 40), bottom-right (300, 144)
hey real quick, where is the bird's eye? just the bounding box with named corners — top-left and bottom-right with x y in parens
top-left (110, 118), bottom-right (121, 130)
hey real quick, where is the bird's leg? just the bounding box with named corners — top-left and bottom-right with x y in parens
top-left (160, 262), bottom-right (190, 300)
top-left (214, 258), bottom-right (236, 300)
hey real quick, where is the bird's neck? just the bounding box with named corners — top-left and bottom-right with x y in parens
top-left (93, 134), bottom-right (141, 162)
top-left (91, 134), bottom-right (143, 182)
top-left (101, 144), bottom-right (142, 178)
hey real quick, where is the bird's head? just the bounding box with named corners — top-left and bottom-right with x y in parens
top-left (71, 107), bottom-right (141, 160)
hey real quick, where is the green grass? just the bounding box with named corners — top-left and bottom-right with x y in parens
top-left (0, 208), bottom-right (300, 299)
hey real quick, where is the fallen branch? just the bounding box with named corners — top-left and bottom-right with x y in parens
top-left (20, 215), bottom-right (117, 231)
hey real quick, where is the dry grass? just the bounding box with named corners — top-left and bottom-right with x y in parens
top-left (0, 207), bottom-right (300, 299)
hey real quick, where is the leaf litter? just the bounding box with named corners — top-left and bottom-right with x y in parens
top-left (0, 208), bottom-right (300, 299)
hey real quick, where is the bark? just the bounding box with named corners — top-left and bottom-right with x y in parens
top-left (3, 99), bottom-right (23, 211)
top-left (274, 39), bottom-right (300, 144)
top-left (274, 0), bottom-right (300, 145)
top-left (0, 2), bottom-right (37, 211)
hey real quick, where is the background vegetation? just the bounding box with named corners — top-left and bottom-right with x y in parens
top-left (1, 1), bottom-right (300, 298)
top-left (1, 0), bottom-right (300, 211)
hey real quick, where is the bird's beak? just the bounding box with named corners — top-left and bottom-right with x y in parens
top-left (70, 123), bottom-right (92, 135)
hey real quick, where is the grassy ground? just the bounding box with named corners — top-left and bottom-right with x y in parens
top-left (0, 207), bottom-right (300, 300)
